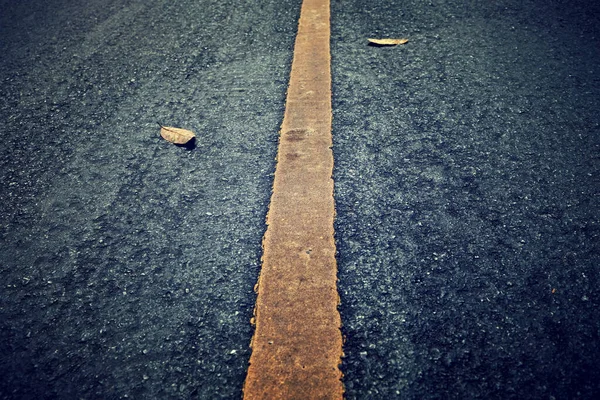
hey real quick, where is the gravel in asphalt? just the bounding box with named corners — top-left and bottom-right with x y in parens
top-left (1, 0), bottom-right (599, 399)
top-left (1, 0), bottom-right (300, 398)
top-left (332, 0), bottom-right (600, 398)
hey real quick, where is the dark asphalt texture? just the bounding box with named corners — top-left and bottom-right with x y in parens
top-left (0, 0), bottom-right (299, 398)
top-left (1, 0), bottom-right (599, 399)
top-left (332, 0), bottom-right (600, 398)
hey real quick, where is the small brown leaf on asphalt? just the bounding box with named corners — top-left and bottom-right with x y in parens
top-left (368, 38), bottom-right (409, 46)
top-left (158, 123), bottom-right (196, 144)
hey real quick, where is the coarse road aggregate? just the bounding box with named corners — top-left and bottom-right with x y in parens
top-left (332, 0), bottom-right (599, 398)
top-left (1, 0), bottom-right (300, 398)
top-left (1, 0), bottom-right (599, 399)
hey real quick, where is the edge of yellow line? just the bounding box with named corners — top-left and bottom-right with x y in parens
top-left (243, 0), bottom-right (343, 398)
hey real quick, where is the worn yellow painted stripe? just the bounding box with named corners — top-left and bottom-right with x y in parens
top-left (243, 0), bottom-right (343, 398)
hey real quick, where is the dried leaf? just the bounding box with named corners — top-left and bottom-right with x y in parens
top-left (159, 124), bottom-right (196, 144)
top-left (368, 38), bottom-right (409, 46)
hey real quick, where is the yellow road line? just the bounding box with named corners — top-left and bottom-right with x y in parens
top-left (243, 0), bottom-right (343, 398)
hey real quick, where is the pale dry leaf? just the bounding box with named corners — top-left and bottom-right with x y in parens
top-left (158, 124), bottom-right (196, 144)
top-left (368, 38), bottom-right (409, 46)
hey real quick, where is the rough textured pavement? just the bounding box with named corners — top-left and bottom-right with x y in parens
top-left (1, 0), bottom-right (599, 399)
top-left (332, 0), bottom-right (600, 398)
top-left (0, 0), bottom-right (300, 398)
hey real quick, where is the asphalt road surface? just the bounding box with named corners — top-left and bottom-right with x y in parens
top-left (1, 0), bottom-right (599, 399)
